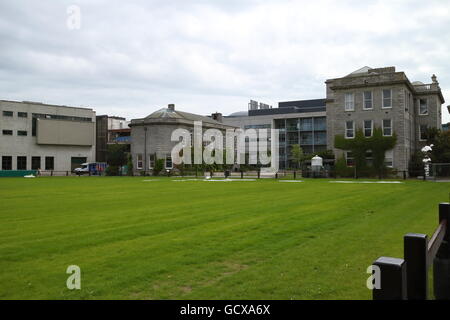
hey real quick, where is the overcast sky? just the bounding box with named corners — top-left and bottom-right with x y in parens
top-left (1, 0), bottom-right (449, 122)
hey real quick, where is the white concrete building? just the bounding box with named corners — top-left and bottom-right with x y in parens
top-left (0, 100), bottom-right (96, 173)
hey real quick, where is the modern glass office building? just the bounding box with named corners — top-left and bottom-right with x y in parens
top-left (275, 116), bottom-right (327, 168)
top-left (223, 99), bottom-right (327, 169)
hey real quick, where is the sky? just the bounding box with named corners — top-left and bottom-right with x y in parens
top-left (1, 0), bottom-right (449, 122)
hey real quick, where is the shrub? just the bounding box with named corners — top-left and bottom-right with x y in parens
top-left (335, 155), bottom-right (353, 178)
top-left (105, 165), bottom-right (119, 176)
top-left (153, 159), bottom-right (164, 176)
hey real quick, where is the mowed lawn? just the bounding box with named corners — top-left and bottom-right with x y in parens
top-left (0, 177), bottom-right (448, 300)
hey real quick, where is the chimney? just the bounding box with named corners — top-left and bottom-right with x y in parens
top-left (432, 74), bottom-right (438, 84)
top-left (168, 104), bottom-right (175, 111)
top-left (211, 112), bottom-right (223, 123)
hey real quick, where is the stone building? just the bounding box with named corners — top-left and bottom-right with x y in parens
top-left (325, 66), bottom-right (445, 172)
top-left (0, 100), bottom-right (96, 173)
top-left (129, 104), bottom-right (235, 174)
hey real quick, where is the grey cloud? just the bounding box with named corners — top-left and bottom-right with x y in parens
top-left (0, 0), bottom-right (449, 121)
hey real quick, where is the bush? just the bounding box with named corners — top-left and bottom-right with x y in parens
top-left (105, 165), bottom-right (119, 176)
top-left (409, 151), bottom-right (424, 177)
top-left (153, 159), bottom-right (164, 176)
top-left (126, 156), bottom-right (133, 176)
top-left (335, 156), bottom-right (354, 178)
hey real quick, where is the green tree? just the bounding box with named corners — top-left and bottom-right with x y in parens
top-left (153, 158), bottom-right (164, 176)
top-left (106, 144), bottom-right (129, 176)
top-left (290, 144), bottom-right (304, 169)
top-left (106, 144), bottom-right (128, 166)
top-left (427, 130), bottom-right (450, 163)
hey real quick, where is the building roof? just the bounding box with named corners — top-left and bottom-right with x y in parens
top-left (347, 66), bottom-right (372, 76)
top-left (0, 99), bottom-right (93, 111)
top-left (278, 98), bottom-right (326, 109)
top-left (145, 107), bottom-right (224, 125)
top-left (228, 111), bottom-right (248, 117)
top-left (224, 99), bottom-right (326, 118)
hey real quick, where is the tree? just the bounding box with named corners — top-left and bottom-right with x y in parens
top-left (106, 144), bottom-right (128, 166)
top-left (153, 158), bottom-right (164, 176)
top-left (427, 130), bottom-right (450, 163)
top-left (106, 144), bottom-right (129, 176)
top-left (290, 144), bottom-right (304, 169)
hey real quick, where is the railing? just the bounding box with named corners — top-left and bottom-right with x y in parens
top-left (372, 203), bottom-right (450, 300)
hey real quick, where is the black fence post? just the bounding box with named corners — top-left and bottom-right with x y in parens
top-left (257, 170), bottom-right (260, 179)
top-left (404, 233), bottom-right (428, 300)
top-left (373, 257), bottom-right (407, 300)
top-left (439, 203), bottom-right (450, 242)
top-left (275, 173), bottom-right (278, 179)
top-left (433, 203), bottom-right (450, 300)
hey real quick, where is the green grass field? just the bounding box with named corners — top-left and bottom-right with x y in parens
top-left (0, 176), bottom-right (448, 300)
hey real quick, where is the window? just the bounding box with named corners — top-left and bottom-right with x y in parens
top-left (382, 119), bottom-right (392, 136)
top-left (313, 117), bottom-right (326, 131)
top-left (345, 120), bottom-right (355, 139)
top-left (45, 156), bottom-right (54, 170)
top-left (18, 130), bottom-right (27, 136)
top-left (31, 157), bottom-right (41, 170)
top-left (366, 150), bottom-right (373, 166)
top-left (363, 91), bottom-right (373, 110)
top-left (32, 117), bottom-right (37, 136)
top-left (18, 112), bottom-right (28, 118)
top-left (165, 155), bottom-right (173, 169)
top-left (382, 89), bottom-right (392, 108)
top-left (314, 132), bottom-right (326, 145)
top-left (148, 154), bottom-right (155, 169)
top-left (364, 120), bottom-right (373, 137)
top-left (345, 93), bottom-right (354, 111)
top-left (419, 99), bottom-right (428, 115)
top-left (419, 125), bottom-right (428, 141)
top-left (2, 130), bottom-right (13, 135)
top-left (300, 118), bottom-right (312, 131)
top-left (346, 152), bottom-right (354, 166)
top-left (136, 154), bottom-right (143, 169)
top-left (3, 111), bottom-right (13, 117)
top-left (17, 156), bottom-right (27, 170)
top-left (2, 156), bottom-right (12, 170)
top-left (385, 150), bottom-right (393, 168)
top-left (300, 132), bottom-right (312, 145)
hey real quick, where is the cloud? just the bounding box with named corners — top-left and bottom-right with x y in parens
top-left (0, 0), bottom-right (449, 122)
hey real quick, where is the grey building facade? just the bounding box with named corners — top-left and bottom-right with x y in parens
top-left (129, 104), bottom-right (235, 174)
top-left (325, 66), bottom-right (445, 172)
top-left (0, 100), bottom-right (96, 173)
